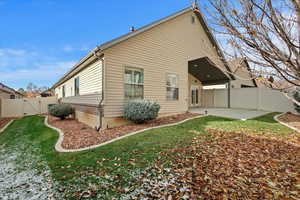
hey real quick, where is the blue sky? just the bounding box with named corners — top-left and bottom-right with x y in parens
top-left (0, 0), bottom-right (200, 89)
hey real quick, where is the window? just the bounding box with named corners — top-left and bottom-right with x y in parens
top-left (124, 67), bottom-right (144, 101)
top-left (62, 85), bottom-right (65, 98)
top-left (166, 73), bottom-right (179, 100)
top-left (10, 94), bottom-right (15, 99)
top-left (74, 77), bottom-right (80, 96)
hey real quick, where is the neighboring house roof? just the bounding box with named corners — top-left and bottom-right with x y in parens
top-left (0, 83), bottom-right (23, 96)
top-left (40, 89), bottom-right (54, 97)
top-left (228, 58), bottom-right (258, 87)
top-left (52, 5), bottom-right (235, 89)
top-left (256, 78), bottom-right (300, 92)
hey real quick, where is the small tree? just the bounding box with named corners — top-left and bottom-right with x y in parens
top-left (293, 89), bottom-right (300, 113)
top-left (49, 104), bottom-right (74, 120)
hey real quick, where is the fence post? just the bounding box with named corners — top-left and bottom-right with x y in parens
top-left (227, 81), bottom-right (231, 108)
top-left (213, 89), bottom-right (216, 108)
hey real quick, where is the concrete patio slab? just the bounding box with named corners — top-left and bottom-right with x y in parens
top-left (189, 108), bottom-right (270, 120)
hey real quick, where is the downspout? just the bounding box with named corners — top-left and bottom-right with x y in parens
top-left (93, 47), bottom-right (104, 131)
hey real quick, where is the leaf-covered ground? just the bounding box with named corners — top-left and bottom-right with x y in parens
top-left (123, 129), bottom-right (300, 199)
top-left (0, 113), bottom-right (298, 199)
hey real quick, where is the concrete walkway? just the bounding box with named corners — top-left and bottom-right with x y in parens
top-left (189, 108), bottom-right (270, 120)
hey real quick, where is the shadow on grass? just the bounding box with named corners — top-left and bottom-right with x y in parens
top-left (250, 112), bottom-right (281, 123)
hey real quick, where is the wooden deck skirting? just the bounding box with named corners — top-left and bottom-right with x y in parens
top-left (274, 113), bottom-right (300, 134)
top-left (45, 115), bottom-right (205, 153)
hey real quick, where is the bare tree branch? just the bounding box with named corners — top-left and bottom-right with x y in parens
top-left (205, 0), bottom-right (300, 89)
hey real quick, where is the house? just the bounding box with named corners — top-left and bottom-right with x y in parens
top-left (40, 89), bottom-right (54, 97)
top-left (0, 83), bottom-right (23, 99)
top-left (203, 58), bottom-right (257, 90)
top-left (52, 5), bottom-right (253, 129)
top-left (227, 58), bottom-right (257, 88)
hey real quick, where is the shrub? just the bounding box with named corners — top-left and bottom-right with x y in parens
top-left (293, 89), bottom-right (300, 114)
top-left (124, 99), bottom-right (160, 123)
top-left (49, 104), bottom-right (74, 120)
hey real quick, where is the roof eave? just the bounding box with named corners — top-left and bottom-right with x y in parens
top-left (51, 48), bottom-right (102, 89)
top-left (52, 6), bottom-right (235, 89)
top-left (51, 7), bottom-right (193, 89)
top-left (192, 8), bottom-right (235, 81)
top-left (98, 7), bottom-right (193, 51)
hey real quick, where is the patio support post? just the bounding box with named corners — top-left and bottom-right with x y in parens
top-left (227, 80), bottom-right (231, 108)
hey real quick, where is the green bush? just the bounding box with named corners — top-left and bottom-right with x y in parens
top-left (293, 89), bottom-right (300, 114)
top-left (49, 104), bottom-right (74, 120)
top-left (124, 99), bottom-right (160, 123)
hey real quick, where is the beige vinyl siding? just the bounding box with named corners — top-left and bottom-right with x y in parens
top-left (231, 67), bottom-right (255, 88)
top-left (62, 93), bottom-right (102, 105)
top-left (103, 10), bottom-right (228, 117)
top-left (228, 60), bottom-right (255, 88)
top-left (0, 91), bottom-right (11, 99)
top-left (55, 59), bottom-right (103, 102)
top-left (0, 90), bottom-right (21, 99)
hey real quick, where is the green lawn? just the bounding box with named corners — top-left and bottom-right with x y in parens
top-left (0, 113), bottom-right (295, 199)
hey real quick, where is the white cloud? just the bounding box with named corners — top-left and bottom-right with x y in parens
top-left (0, 48), bottom-right (38, 68)
top-left (63, 45), bottom-right (89, 52)
top-left (0, 48), bottom-right (27, 56)
top-left (62, 45), bottom-right (75, 52)
top-left (0, 61), bottom-right (76, 82)
top-left (0, 48), bottom-right (76, 86)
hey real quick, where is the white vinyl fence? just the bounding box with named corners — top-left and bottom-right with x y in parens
top-left (202, 88), bottom-right (295, 113)
top-left (0, 97), bottom-right (57, 118)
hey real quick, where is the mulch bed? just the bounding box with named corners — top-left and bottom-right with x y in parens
top-left (48, 113), bottom-right (200, 150)
top-left (0, 118), bottom-right (15, 131)
top-left (129, 129), bottom-right (300, 199)
top-left (278, 113), bottom-right (300, 131)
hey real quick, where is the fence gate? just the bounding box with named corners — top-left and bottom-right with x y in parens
top-left (0, 97), bottom-right (57, 118)
top-left (23, 99), bottom-right (41, 116)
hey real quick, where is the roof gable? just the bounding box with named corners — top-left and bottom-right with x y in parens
top-left (53, 6), bottom-right (234, 88)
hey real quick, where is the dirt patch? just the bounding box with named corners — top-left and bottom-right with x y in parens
top-left (278, 113), bottom-right (300, 131)
top-left (0, 118), bottom-right (16, 131)
top-left (48, 113), bottom-right (200, 150)
top-left (123, 129), bottom-right (300, 199)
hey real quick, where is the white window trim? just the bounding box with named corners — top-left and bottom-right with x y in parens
top-left (74, 77), bottom-right (80, 96)
top-left (124, 66), bottom-right (144, 101)
top-left (62, 85), bottom-right (66, 98)
top-left (166, 72), bottom-right (179, 101)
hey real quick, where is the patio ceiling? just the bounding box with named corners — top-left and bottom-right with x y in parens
top-left (188, 57), bottom-right (230, 85)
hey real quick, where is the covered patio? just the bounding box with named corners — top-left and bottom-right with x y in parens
top-left (188, 57), bottom-right (234, 108)
top-left (189, 108), bottom-right (270, 120)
